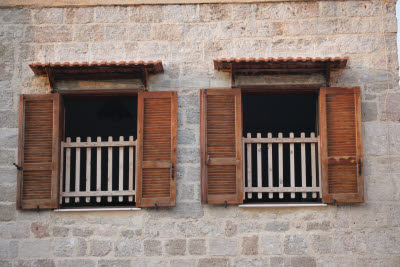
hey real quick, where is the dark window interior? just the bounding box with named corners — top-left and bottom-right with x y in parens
top-left (242, 93), bottom-right (320, 203)
top-left (62, 96), bottom-right (138, 207)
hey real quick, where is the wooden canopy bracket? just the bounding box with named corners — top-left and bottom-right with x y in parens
top-left (45, 67), bottom-right (56, 93)
top-left (231, 63), bottom-right (236, 88)
top-left (325, 62), bottom-right (332, 87)
top-left (142, 67), bottom-right (149, 91)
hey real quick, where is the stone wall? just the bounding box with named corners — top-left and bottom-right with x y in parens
top-left (1, 1), bottom-right (400, 266)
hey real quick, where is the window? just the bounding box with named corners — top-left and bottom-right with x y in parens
top-left (200, 87), bottom-right (364, 205)
top-left (16, 91), bottom-right (177, 210)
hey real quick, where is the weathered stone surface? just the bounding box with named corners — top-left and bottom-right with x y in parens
top-left (311, 234), bottom-right (332, 254)
top-left (284, 234), bottom-right (307, 255)
top-left (265, 221), bottom-right (290, 232)
top-left (261, 234), bottom-right (282, 255)
top-left (14, 260), bottom-right (55, 267)
top-left (170, 259), bottom-right (196, 267)
top-left (198, 258), bottom-right (230, 267)
top-left (98, 260), bottom-right (131, 267)
top-left (362, 101), bottom-right (378, 122)
top-left (0, 183), bottom-right (16, 202)
top-left (115, 240), bottom-right (142, 257)
top-left (32, 8), bottom-right (64, 24)
top-left (31, 222), bottom-right (50, 238)
top-left (74, 24), bottom-right (103, 42)
top-left (89, 240), bottom-right (112, 256)
top-left (20, 240), bottom-right (52, 258)
top-left (144, 239), bottom-right (162, 256)
top-left (165, 239), bottom-right (186, 256)
top-left (242, 236), bottom-right (258, 255)
top-left (65, 7), bottom-right (94, 24)
top-left (209, 238), bottom-right (237, 256)
top-left (188, 239), bottom-right (206, 255)
top-left (0, 203), bottom-right (15, 221)
top-left (27, 25), bottom-right (73, 43)
top-left (52, 226), bottom-right (69, 237)
top-left (95, 6), bottom-right (129, 23)
top-left (271, 256), bottom-right (316, 267)
top-left (57, 259), bottom-right (95, 267)
top-left (0, 240), bottom-right (18, 259)
top-left (53, 237), bottom-right (87, 257)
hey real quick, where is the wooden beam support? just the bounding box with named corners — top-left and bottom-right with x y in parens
top-left (326, 62), bottom-right (332, 87)
top-left (45, 67), bottom-right (56, 93)
top-left (142, 67), bottom-right (149, 91)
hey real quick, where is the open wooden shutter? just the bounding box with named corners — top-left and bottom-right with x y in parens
top-left (200, 89), bottom-right (243, 204)
top-left (136, 91), bottom-right (177, 207)
top-left (319, 87), bottom-right (364, 203)
top-left (17, 94), bottom-right (62, 209)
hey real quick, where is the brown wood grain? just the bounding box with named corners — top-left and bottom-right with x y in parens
top-left (200, 88), bottom-right (243, 205)
top-left (319, 87), bottom-right (364, 203)
top-left (136, 91), bottom-right (177, 207)
top-left (17, 94), bottom-right (62, 210)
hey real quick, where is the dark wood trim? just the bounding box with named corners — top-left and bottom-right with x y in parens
top-left (200, 89), bottom-right (207, 203)
top-left (16, 95), bottom-right (24, 210)
top-left (58, 89), bottom-right (140, 97)
top-left (235, 84), bottom-right (322, 93)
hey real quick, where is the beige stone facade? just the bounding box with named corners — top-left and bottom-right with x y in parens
top-left (1, 1), bottom-right (400, 266)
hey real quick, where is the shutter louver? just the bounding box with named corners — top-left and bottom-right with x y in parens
top-left (319, 87), bottom-right (364, 203)
top-left (17, 94), bottom-right (61, 209)
top-left (200, 89), bottom-right (243, 204)
top-left (136, 91), bottom-right (177, 207)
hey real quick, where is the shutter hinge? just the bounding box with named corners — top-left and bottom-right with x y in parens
top-left (13, 163), bottom-right (23, 171)
top-left (205, 155), bottom-right (210, 165)
top-left (36, 205), bottom-right (40, 213)
top-left (224, 201), bottom-right (227, 208)
top-left (171, 163), bottom-right (175, 180)
top-left (358, 159), bottom-right (362, 176)
top-left (154, 203), bottom-right (158, 209)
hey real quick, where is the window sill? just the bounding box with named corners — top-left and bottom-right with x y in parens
top-left (239, 203), bottom-right (327, 208)
top-left (54, 207), bottom-right (141, 212)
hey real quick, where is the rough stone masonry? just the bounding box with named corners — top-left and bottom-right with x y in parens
top-left (1, 1), bottom-right (400, 266)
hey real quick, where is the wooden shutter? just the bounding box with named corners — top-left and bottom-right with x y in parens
top-left (17, 94), bottom-right (62, 209)
top-left (136, 91), bottom-right (177, 207)
top-left (200, 89), bottom-right (243, 204)
top-left (319, 87), bottom-right (364, 203)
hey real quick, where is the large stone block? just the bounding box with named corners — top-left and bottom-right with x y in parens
top-left (14, 260), bottom-right (55, 267)
top-left (31, 222), bottom-right (50, 238)
top-left (165, 239), bottom-right (186, 256)
top-left (265, 221), bottom-right (290, 232)
top-left (74, 24), bottom-right (103, 42)
top-left (188, 239), bottom-right (206, 255)
top-left (242, 236), bottom-right (258, 255)
top-left (55, 42), bottom-right (89, 62)
top-left (163, 5), bottom-right (198, 23)
top-left (198, 258), bottom-right (230, 267)
top-left (89, 240), bottom-right (112, 256)
top-left (98, 260), bottom-right (131, 267)
top-left (65, 7), bottom-right (95, 24)
top-left (0, 203), bottom-right (15, 221)
top-left (261, 234), bottom-right (282, 255)
top-left (310, 234), bottom-right (332, 254)
top-left (284, 234), bottom-right (307, 255)
top-left (0, 8), bottom-right (31, 24)
top-left (20, 240), bottom-right (52, 258)
top-left (94, 6), bottom-right (129, 23)
top-left (115, 240), bottom-right (142, 257)
top-left (0, 240), bottom-right (18, 259)
top-left (57, 259), bottom-right (96, 267)
top-left (170, 259), bottom-right (196, 267)
top-left (199, 4), bottom-right (231, 22)
top-left (150, 24), bottom-right (184, 41)
top-left (27, 25), bottom-right (73, 43)
top-left (53, 237), bottom-right (87, 257)
top-left (0, 111), bottom-right (18, 128)
top-left (32, 8), bottom-right (64, 24)
top-left (0, 222), bottom-right (30, 239)
top-left (130, 6), bottom-right (163, 23)
top-left (0, 184), bottom-right (16, 202)
top-left (144, 239), bottom-right (162, 256)
top-left (209, 238), bottom-right (237, 256)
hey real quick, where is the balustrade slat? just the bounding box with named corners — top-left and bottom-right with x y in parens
top-left (246, 133), bottom-right (252, 199)
top-left (129, 136), bottom-right (134, 202)
top-left (59, 142), bottom-right (64, 204)
top-left (96, 136), bottom-right (101, 203)
top-left (278, 133), bottom-right (283, 199)
top-left (65, 137), bottom-right (71, 203)
top-left (290, 132), bottom-right (295, 199)
top-left (311, 132), bottom-right (317, 198)
top-left (107, 136), bottom-right (113, 202)
top-left (301, 132), bottom-right (307, 198)
top-left (75, 137), bottom-right (81, 203)
top-left (85, 137), bottom-right (91, 203)
top-left (257, 133), bottom-right (262, 199)
top-left (268, 132), bottom-right (273, 199)
top-left (119, 136), bottom-right (124, 202)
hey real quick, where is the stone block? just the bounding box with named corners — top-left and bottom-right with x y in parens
top-left (284, 234), bottom-right (307, 255)
top-left (65, 7), bottom-right (95, 24)
top-left (0, 184), bottom-right (16, 202)
top-left (265, 221), bottom-right (290, 232)
top-left (0, 111), bottom-right (18, 128)
top-left (261, 234), bottom-right (282, 255)
top-left (28, 25), bottom-right (73, 43)
top-left (361, 101), bottom-right (378, 122)
top-left (98, 260), bottom-right (131, 267)
top-left (379, 93), bottom-right (400, 121)
top-left (57, 260), bottom-right (95, 267)
top-left (104, 25), bottom-right (127, 41)
top-left (188, 239), bottom-right (206, 255)
top-left (0, 8), bottom-right (31, 24)
top-left (130, 6), bottom-right (163, 23)
top-left (14, 260), bottom-right (55, 267)
top-left (74, 24), bottom-right (103, 42)
top-left (0, 260), bottom-right (12, 267)
top-left (94, 6), bottom-right (129, 23)
top-left (0, 222), bottom-right (30, 239)
top-left (72, 227), bottom-right (93, 237)
top-left (163, 5), bottom-right (199, 23)
top-left (271, 256), bottom-right (316, 267)
top-left (199, 4), bottom-right (231, 22)
top-left (20, 240), bottom-right (52, 258)
top-left (54, 237), bottom-right (86, 257)
top-left (209, 238), bottom-right (237, 256)
top-left (176, 220), bottom-right (222, 238)
top-left (52, 226), bottom-right (69, 237)
top-left (225, 220), bottom-right (238, 237)
top-left (310, 235), bottom-right (332, 254)
top-left (177, 183), bottom-right (196, 201)
top-left (89, 42), bottom-right (125, 62)
top-left (170, 259), bottom-right (196, 267)
top-left (144, 239), bottom-right (162, 256)
top-left (197, 258), bottom-right (230, 267)
top-left (115, 240), bottom-right (142, 257)
top-left (177, 148), bottom-right (200, 164)
top-left (55, 43), bottom-right (89, 62)
top-left (151, 24), bottom-right (184, 41)
top-left (165, 239), bottom-right (186, 256)
top-left (90, 240), bottom-right (112, 256)
top-left (0, 203), bottom-right (15, 221)
top-left (234, 258), bottom-right (268, 267)
top-left (184, 24), bottom-right (218, 41)
top-left (306, 221), bottom-right (331, 231)
top-left (242, 236), bottom-right (258, 255)
top-left (33, 8), bottom-right (64, 24)
top-left (0, 240), bottom-right (18, 259)
top-left (31, 222), bottom-right (50, 238)
top-left (177, 128), bottom-right (196, 145)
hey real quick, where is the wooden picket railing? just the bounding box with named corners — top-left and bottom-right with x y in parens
top-left (243, 132), bottom-right (321, 200)
top-left (60, 136), bottom-right (136, 204)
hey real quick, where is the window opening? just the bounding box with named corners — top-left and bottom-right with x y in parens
top-left (61, 96), bottom-right (138, 207)
top-left (242, 93), bottom-right (321, 203)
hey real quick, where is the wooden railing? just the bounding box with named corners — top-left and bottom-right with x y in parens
top-left (60, 136), bottom-right (136, 204)
top-left (243, 132), bottom-right (321, 200)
